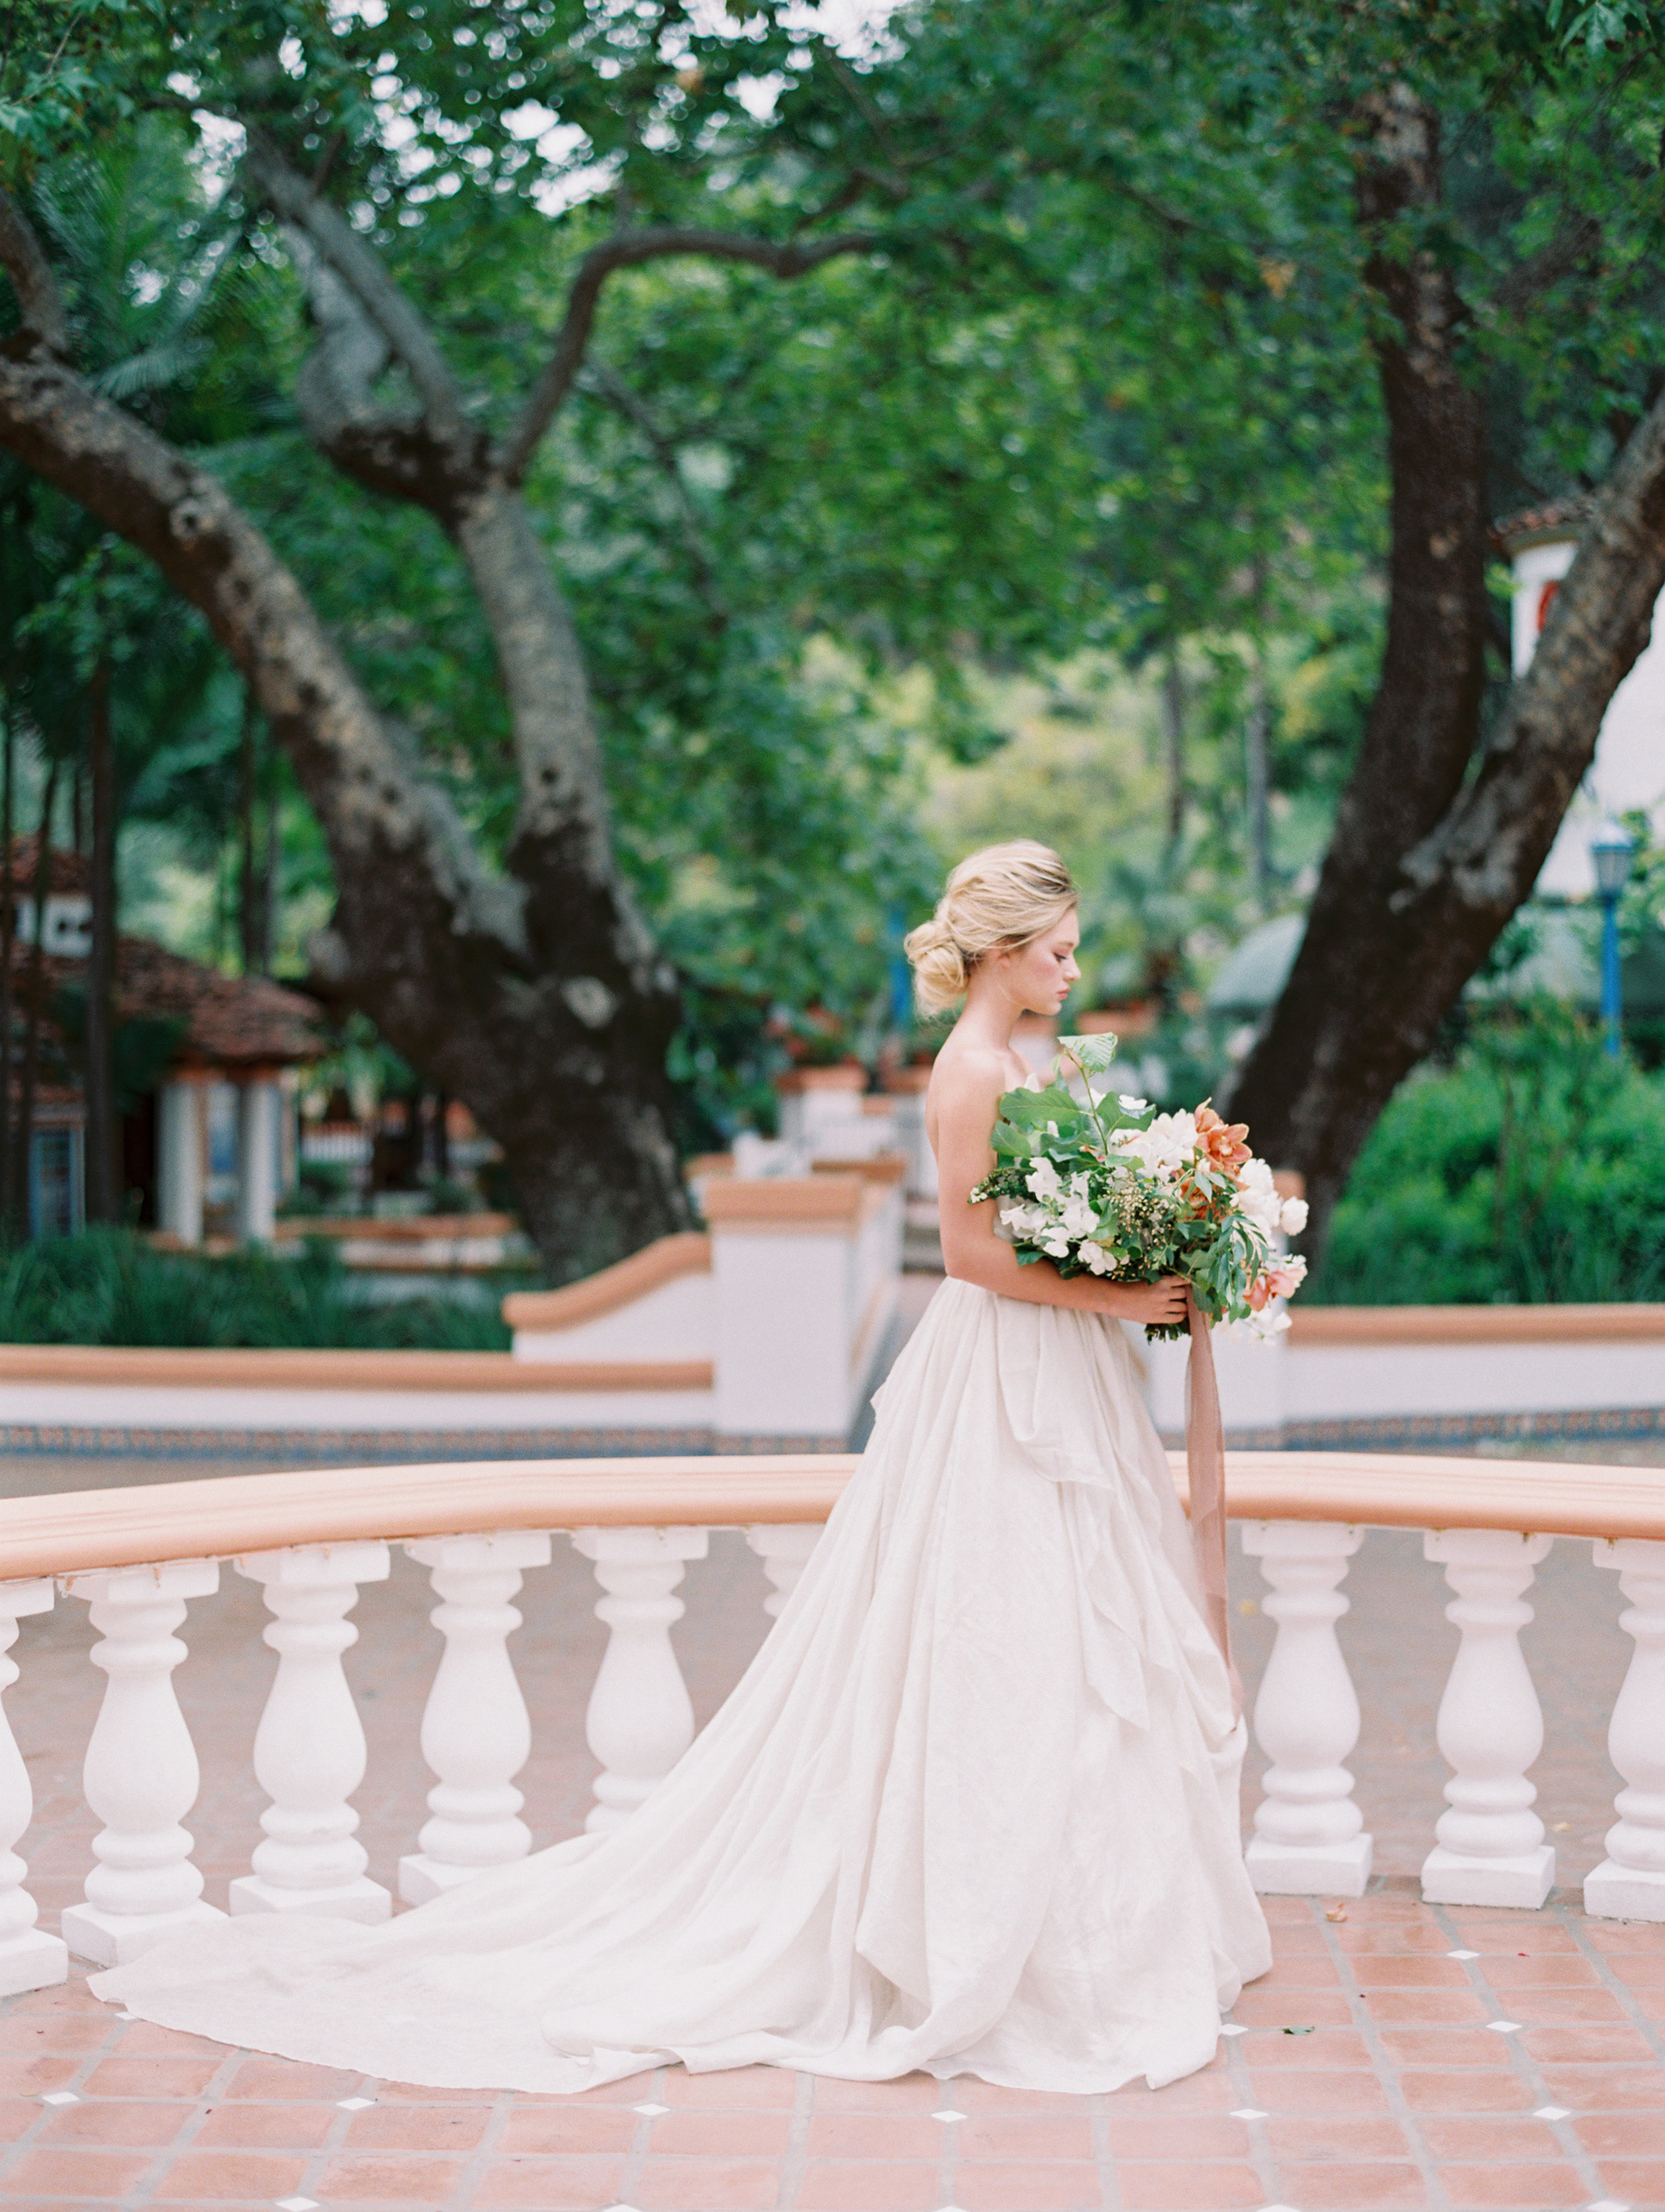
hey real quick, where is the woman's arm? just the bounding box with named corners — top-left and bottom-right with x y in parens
top-left (932, 1050), bottom-right (1187, 1328)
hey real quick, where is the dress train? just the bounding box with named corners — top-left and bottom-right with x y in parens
top-left (93, 1278), bottom-right (1271, 2093)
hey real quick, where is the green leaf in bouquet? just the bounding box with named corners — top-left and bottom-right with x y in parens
top-left (996, 1080), bottom-right (1082, 1128)
top-left (990, 1120), bottom-right (1038, 1158)
top-left (1058, 1032), bottom-right (1120, 1076)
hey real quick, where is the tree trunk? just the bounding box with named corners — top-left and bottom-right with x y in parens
top-left (0, 340), bottom-right (688, 1280)
top-left (1229, 93), bottom-right (1665, 1256)
top-left (84, 657), bottom-right (118, 1224)
top-left (13, 753), bottom-right (59, 1232)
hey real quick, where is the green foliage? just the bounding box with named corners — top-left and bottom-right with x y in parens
top-left (1312, 1009), bottom-right (1665, 1304)
top-left (8, 0), bottom-right (1665, 1166)
top-left (0, 1228), bottom-right (516, 1347)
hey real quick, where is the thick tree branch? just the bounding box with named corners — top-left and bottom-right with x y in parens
top-left (0, 338), bottom-right (689, 1272)
top-left (1400, 374), bottom-right (1665, 907)
top-left (242, 128), bottom-right (478, 464)
top-left (286, 239), bottom-right (472, 515)
top-left (0, 187), bottom-right (68, 356)
top-left (235, 135), bottom-right (655, 933)
top-left (0, 341), bottom-right (513, 946)
top-left (502, 225), bottom-right (878, 484)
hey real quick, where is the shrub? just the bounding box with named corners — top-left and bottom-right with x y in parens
top-left (1309, 1005), bottom-right (1665, 1305)
top-left (0, 1230), bottom-right (516, 1349)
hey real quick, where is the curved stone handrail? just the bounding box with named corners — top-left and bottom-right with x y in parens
top-left (1287, 1302), bottom-right (1665, 1343)
top-left (0, 1455), bottom-right (858, 1580)
top-left (2, 1444), bottom-right (1663, 1980)
top-left (0, 1345), bottom-right (711, 1392)
top-left (501, 1230), bottom-right (711, 1330)
top-left (1, 1448), bottom-right (1662, 1583)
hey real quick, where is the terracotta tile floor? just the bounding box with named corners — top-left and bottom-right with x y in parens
top-left (1, 1453), bottom-right (1662, 2209)
top-left (1, 1896), bottom-right (1661, 2211)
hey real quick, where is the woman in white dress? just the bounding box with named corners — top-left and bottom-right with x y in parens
top-left (94, 839), bottom-right (1270, 2095)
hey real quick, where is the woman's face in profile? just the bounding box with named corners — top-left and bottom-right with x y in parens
top-left (997, 913), bottom-right (1080, 1017)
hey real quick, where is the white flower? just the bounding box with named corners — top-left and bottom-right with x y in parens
top-left (1118, 1094), bottom-right (1150, 1114)
top-left (1114, 1108), bottom-right (1195, 1179)
top-left (1243, 1305), bottom-right (1292, 1340)
top-left (1059, 1190), bottom-right (1098, 1238)
top-left (999, 1202), bottom-right (1050, 1238)
top-left (1080, 1243), bottom-right (1113, 1275)
top-left (1040, 1233), bottom-right (1072, 1258)
top-left (1233, 1156), bottom-right (1283, 1234)
top-left (1026, 1158), bottom-right (1063, 1202)
top-left (1279, 1196), bottom-right (1309, 1235)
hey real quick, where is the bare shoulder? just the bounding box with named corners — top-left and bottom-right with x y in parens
top-left (928, 1040), bottom-right (1016, 1131)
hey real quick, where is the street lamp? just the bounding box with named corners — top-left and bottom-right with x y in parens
top-left (1590, 821), bottom-right (1635, 1058)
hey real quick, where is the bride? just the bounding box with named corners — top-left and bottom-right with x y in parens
top-left (93, 839), bottom-right (1270, 2094)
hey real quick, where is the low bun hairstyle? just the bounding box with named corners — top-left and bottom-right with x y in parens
top-left (904, 841), bottom-right (1078, 1014)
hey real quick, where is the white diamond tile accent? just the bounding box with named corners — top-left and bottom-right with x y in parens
top-left (38, 2091), bottom-right (79, 2105)
top-left (1447, 1948), bottom-right (1479, 1959)
top-left (337, 2095), bottom-right (375, 2110)
top-left (1486, 2019), bottom-right (1522, 2033)
top-left (275, 2199), bottom-right (320, 2212)
top-left (1231, 2107), bottom-right (1269, 2119)
top-left (1535, 2104), bottom-right (1572, 2120)
top-left (932, 2107), bottom-right (966, 2122)
top-left (630, 2101), bottom-right (670, 2116)
top-left (1219, 2020), bottom-right (1248, 2035)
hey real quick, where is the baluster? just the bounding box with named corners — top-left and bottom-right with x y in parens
top-left (572, 1525), bottom-right (708, 1834)
top-left (1584, 1537), bottom-right (1665, 1924)
top-left (0, 1580), bottom-right (67, 1994)
top-left (1241, 1521), bottom-right (1373, 1896)
top-left (230, 1543), bottom-right (391, 1922)
top-left (60, 1561), bottom-right (225, 1966)
top-left (1421, 1528), bottom-right (1555, 1908)
top-left (745, 1524), bottom-right (823, 1618)
top-left (398, 1531), bottom-right (552, 1905)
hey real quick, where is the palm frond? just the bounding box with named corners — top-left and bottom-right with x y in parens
top-left (93, 338), bottom-right (211, 402)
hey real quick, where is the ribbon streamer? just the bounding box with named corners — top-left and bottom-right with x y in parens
top-left (1184, 1290), bottom-right (1243, 1719)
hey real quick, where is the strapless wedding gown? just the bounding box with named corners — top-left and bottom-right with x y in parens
top-left (93, 1278), bottom-right (1270, 2093)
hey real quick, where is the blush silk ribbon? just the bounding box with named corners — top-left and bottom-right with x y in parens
top-left (1185, 1290), bottom-right (1243, 1720)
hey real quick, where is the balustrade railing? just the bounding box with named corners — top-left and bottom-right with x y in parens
top-left (0, 1448), bottom-right (1662, 2002)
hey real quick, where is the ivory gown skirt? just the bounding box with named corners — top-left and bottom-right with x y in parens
top-left (93, 1278), bottom-right (1271, 2094)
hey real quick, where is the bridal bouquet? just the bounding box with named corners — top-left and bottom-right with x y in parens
top-left (968, 1034), bottom-right (1309, 1341)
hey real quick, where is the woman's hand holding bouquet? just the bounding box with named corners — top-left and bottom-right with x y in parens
top-left (967, 1033), bottom-right (1309, 1341)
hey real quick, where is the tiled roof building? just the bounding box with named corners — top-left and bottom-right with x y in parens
top-left (5, 845), bottom-right (324, 1241)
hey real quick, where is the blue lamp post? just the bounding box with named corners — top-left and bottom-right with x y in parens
top-left (1590, 821), bottom-right (1635, 1058)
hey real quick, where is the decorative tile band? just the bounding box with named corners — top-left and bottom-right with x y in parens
top-left (1282, 1404), bottom-right (1665, 1451)
top-left (0, 1424), bottom-right (848, 1462)
top-left (1149, 1407), bottom-right (1665, 1453)
top-left (8, 1403), bottom-right (1659, 1464)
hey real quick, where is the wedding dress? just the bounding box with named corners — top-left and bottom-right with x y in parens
top-left (93, 1277), bottom-right (1271, 2093)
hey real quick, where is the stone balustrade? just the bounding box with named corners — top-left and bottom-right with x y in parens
top-left (0, 1449), bottom-right (1662, 2002)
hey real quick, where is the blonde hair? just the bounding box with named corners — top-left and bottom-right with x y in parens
top-left (904, 841), bottom-right (1078, 1014)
